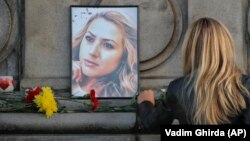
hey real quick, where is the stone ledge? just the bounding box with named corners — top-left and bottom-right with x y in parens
top-left (0, 113), bottom-right (136, 134)
top-left (0, 134), bottom-right (161, 141)
top-left (138, 135), bottom-right (161, 141)
top-left (20, 78), bottom-right (70, 90)
top-left (0, 135), bottom-right (136, 141)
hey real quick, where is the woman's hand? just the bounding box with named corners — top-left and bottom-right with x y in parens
top-left (72, 61), bottom-right (83, 82)
top-left (137, 89), bottom-right (155, 105)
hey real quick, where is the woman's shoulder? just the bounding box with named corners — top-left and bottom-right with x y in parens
top-left (242, 74), bottom-right (250, 89)
top-left (242, 74), bottom-right (250, 81)
top-left (167, 76), bottom-right (187, 95)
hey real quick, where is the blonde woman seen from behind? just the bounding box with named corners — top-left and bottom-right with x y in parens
top-left (137, 18), bottom-right (250, 129)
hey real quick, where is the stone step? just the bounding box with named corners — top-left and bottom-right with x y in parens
top-left (0, 135), bottom-right (161, 141)
top-left (0, 113), bottom-right (136, 134)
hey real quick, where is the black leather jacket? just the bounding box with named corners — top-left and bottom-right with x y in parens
top-left (137, 75), bottom-right (250, 130)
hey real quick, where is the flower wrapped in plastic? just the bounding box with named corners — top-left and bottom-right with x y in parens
top-left (25, 86), bottom-right (57, 118)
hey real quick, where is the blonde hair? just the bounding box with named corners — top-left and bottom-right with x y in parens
top-left (73, 11), bottom-right (138, 97)
top-left (182, 18), bottom-right (249, 124)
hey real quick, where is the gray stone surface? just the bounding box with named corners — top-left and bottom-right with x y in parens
top-left (0, 135), bottom-right (136, 141)
top-left (23, 0), bottom-right (81, 88)
top-left (0, 60), bottom-right (7, 75)
top-left (20, 78), bottom-right (69, 90)
top-left (0, 113), bottom-right (136, 133)
top-left (0, 0), bottom-right (18, 60)
top-left (188, 0), bottom-right (248, 72)
top-left (22, 0), bottom-right (184, 89)
top-left (138, 0), bottom-right (183, 71)
top-left (140, 0), bottom-right (188, 85)
top-left (7, 50), bottom-right (19, 77)
top-left (138, 135), bottom-right (161, 141)
top-left (140, 78), bottom-right (174, 89)
top-left (0, 0), bottom-right (10, 51)
top-left (137, 0), bottom-right (184, 89)
top-left (0, 0), bottom-right (20, 80)
top-left (24, 0), bottom-right (73, 78)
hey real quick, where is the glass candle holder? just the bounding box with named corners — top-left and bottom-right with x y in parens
top-left (0, 76), bottom-right (14, 92)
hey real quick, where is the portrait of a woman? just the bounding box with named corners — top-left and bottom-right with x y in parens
top-left (71, 7), bottom-right (138, 98)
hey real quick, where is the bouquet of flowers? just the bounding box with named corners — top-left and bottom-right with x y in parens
top-left (0, 86), bottom-right (165, 118)
top-left (25, 87), bottom-right (57, 118)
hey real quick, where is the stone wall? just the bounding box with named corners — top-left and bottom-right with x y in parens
top-left (0, 0), bottom-right (20, 89)
top-left (0, 0), bottom-right (250, 140)
top-left (20, 0), bottom-right (250, 90)
top-left (21, 0), bottom-right (185, 89)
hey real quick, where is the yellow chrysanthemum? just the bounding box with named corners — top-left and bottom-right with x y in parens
top-left (33, 87), bottom-right (58, 118)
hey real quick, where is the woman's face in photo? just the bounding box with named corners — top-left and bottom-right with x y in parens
top-left (79, 18), bottom-right (124, 77)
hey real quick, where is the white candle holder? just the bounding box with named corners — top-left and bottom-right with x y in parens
top-left (0, 76), bottom-right (14, 92)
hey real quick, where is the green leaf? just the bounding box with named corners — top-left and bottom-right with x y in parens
top-left (82, 94), bottom-right (90, 98)
top-left (130, 95), bottom-right (137, 106)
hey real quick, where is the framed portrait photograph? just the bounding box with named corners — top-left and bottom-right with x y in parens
top-left (71, 6), bottom-right (139, 98)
